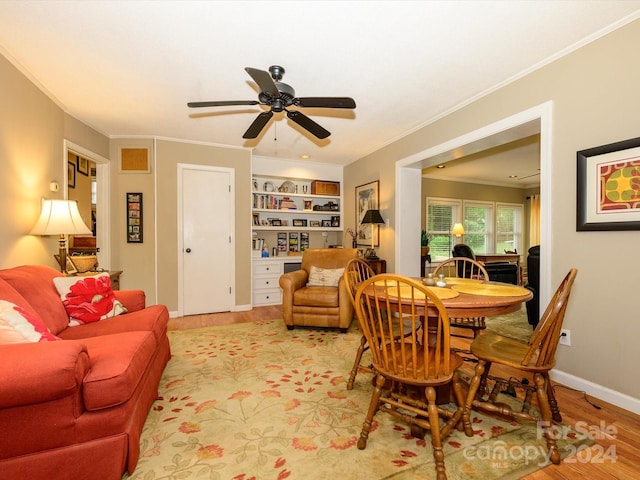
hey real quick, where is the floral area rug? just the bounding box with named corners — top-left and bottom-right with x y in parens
top-left (125, 319), bottom-right (591, 480)
top-left (484, 305), bottom-right (533, 342)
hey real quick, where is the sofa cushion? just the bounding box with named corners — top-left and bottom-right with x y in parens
top-left (53, 273), bottom-right (127, 326)
top-left (80, 331), bottom-right (157, 411)
top-left (293, 286), bottom-right (339, 307)
top-left (58, 304), bottom-right (168, 344)
top-left (307, 266), bottom-right (344, 287)
top-left (0, 265), bottom-right (70, 335)
top-left (0, 300), bottom-right (60, 344)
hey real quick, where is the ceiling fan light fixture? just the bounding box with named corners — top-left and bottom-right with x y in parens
top-left (188, 65), bottom-right (356, 140)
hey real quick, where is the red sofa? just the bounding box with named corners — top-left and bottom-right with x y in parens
top-left (0, 265), bottom-right (171, 479)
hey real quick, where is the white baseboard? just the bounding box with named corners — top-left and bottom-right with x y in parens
top-left (551, 369), bottom-right (640, 415)
top-left (168, 304), bottom-right (253, 318)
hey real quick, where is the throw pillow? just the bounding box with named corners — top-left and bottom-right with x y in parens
top-left (53, 273), bottom-right (127, 326)
top-left (0, 300), bottom-right (60, 344)
top-left (307, 266), bottom-right (345, 287)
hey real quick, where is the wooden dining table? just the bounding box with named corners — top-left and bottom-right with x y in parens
top-left (369, 276), bottom-right (533, 322)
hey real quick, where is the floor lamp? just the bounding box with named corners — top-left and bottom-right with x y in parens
top-left (30, 199), bottom-right (92, 273)
top-left (361, 209), bottom-right (385, 259)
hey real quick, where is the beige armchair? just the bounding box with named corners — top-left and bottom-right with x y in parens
top-left (279, 248), bottom-right (358, 331)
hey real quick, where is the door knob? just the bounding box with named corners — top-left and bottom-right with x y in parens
top-left (185, 248), bottom-right (192, 253)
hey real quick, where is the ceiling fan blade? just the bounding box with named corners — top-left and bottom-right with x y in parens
top-left (286, 110), bottom-right (330, 139)
top-left (187, 100), bottom-right (259, 108)
top-left (243, 111), bottom-right (273, 139)
top-left (294, 97), bottom-right (356, 109)
top-left (245, 67), bottom-right (279, 97)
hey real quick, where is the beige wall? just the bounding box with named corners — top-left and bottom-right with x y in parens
top-left (0, 54), bottom-right (108, 270)
top-left (154, 139), bottom-right (252, 311)
top-left (345, 20), bottom-right (640, 401)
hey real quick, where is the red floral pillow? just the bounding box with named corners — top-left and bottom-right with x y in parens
top-left (0, 300), bottom-right (60, 343)
top-left (53, 273), bottom-right (127, 326)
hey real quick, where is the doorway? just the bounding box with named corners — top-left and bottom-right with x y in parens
top-left (395, 102), bottom-right (552, 309)
top-left (178, 164), bottom-right (235, 315)
top-left (64, 140), bottom-right (111, 268)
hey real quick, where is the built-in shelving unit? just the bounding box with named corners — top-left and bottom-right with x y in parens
top-left (252, 175), bottom-right (342, 233)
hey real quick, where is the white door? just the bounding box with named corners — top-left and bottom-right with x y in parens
top-left (179, 164), bottom-right (234, 315)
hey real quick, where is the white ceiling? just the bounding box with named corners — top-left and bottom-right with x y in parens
top-left (1, 1), bottom-right (639, 184)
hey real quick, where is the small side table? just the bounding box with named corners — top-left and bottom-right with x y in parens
top-left (365, 258), bottom-right (387, 274)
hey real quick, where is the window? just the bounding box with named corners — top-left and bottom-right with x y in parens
top-left (426, 197), bottom-right (523, 260)
top-left (426, 197), bottom-right (461, 260)
top-left (463, 201), bottom-right (493, 255)
top-left (496, 203), bottom-right (523, 253)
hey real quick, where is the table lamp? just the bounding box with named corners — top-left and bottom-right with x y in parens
top-left (361, 209), bottom-right (385, 259)
top-left (30, 199), bottom-right (92, 273)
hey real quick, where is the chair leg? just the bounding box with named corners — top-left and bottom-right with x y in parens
top-left (462, 360), bottom-right (486, 437)
top-left (534, 373), bottom-right (561, 465)
top-left (347, 335), bottom-right (367, 390)
top-left (357, 374), bottom-right (384, 450)
top-left (544, 372), bottom-right (562, 422)
top-left (425, 386), bottom-right (447, 480)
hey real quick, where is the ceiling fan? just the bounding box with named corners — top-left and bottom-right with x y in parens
top-left (187, 65), bottom-right (356, 140)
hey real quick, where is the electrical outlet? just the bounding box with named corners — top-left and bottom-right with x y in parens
top-left (559, 329), bottom-right (571, 346)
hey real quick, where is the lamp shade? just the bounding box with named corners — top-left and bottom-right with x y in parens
top-left (451, 223), bottom-right (465, 236)
top-left (30, 199), bottom-right (91, 236)
top-left (360, 209), bottom-right (385, 225)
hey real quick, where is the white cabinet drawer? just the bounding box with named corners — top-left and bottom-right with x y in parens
top-left (253, 290), bottom-right (282, 305)
top-left (254, 276), bottom-right (279, 289)
top-left (255, 263), bottom-right (281, 275)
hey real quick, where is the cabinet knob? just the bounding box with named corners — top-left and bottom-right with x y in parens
top-left (185, 248), bottom-right (192, 253)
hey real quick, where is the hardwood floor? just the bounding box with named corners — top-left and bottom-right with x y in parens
top-left (168, 306), bottom-right (640, 479)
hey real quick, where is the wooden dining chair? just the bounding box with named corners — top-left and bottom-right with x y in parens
top-left (354, 274), bottom-right (470, 480)
top-left (343, 258), bottom-right (376, 389)
top-left (461, 268), bottom-right (578, 466)
top-left (433, 257), bottom-right (489, 339)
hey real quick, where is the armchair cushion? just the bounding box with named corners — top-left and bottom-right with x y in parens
top-left (294, 286), bottom-right (339, 307)
top-left (307, 266), bottom-right (345, 287)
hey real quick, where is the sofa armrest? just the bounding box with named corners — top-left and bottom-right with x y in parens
top-left (0, 341), bottom-right (90, 409)
top-left (114, 289), bottom-right (146, 312)
top-left (279, 270), bottom-right (309, 325)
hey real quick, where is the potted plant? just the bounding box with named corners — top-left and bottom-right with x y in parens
top-left (421, 230), bottom-right (431, 256)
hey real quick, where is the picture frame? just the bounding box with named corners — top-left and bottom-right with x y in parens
top-left (577, 136), bottom-right (640, 231)
top-left (331, 215), bottom-right (340, 227)
top-left (292, 219), bottom-right (307, 227)
top-left (270, 219), bottom-right (282, 226)
top-left (321, 219), bottom-right (332, 228)
top-left (310, 220), bottom-right (321, 228)
top-left (355, 180), bottom-right (380, 246)
top-left (126, 193), bottom-right (143, 243)
top-left (68, 161), bottom-right (76, 189)
top-left (252, 213), bottom-right (260, 226)
top-left (76, 155), bottom-right (89, 176)
top-left (303, 199), bottom-right (313, 211)
top-left (54, 255), bottom-right (78, 274)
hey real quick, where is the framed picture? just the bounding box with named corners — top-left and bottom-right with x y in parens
top-left (303, 199), bottom-right (313, 211)
top-left (77, 155), bottom-right (89, 176)
top-left (68, 161), bottom-right (76, 189)
top-left (321, 219), bottom-right (332, 228)
top-left (126, 193), bottom-right (143, 242)
top-left (252, 213), bottom-right (260, 226)
top-left (270, 219), bottom-right (282, 226)
top-left (355, 180), bottom-right (380, 246)
top-left (292, 219), bottom-right (307, 227)
top-left (310, 220), bottom-right (321, 228)
top-left (331, 215), bottom-right (340, 227)
top-left (577, 136), bottom-right (640, 231)
top-left (54, 255), bottom-right (78, 274)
